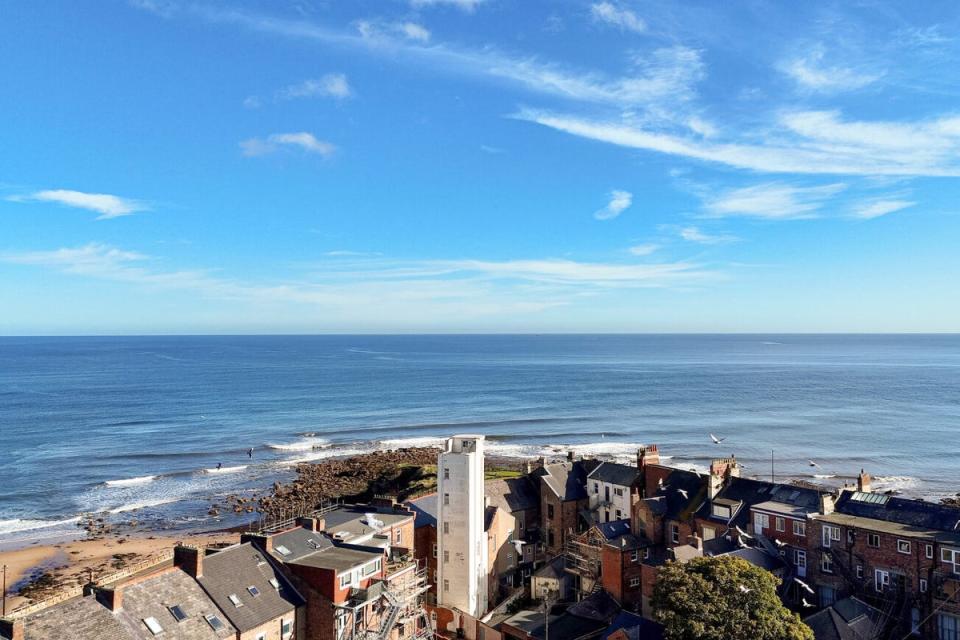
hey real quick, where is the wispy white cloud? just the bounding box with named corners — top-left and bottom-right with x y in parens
top-left (410, 0), bottom-right (485, 11)
top-left (678, 226), bottom-right (737, 245)
top-left (517, 109), bottom-right (960, 176)
top-left (628, 243), bottom-right (659, 256)
top-left (590, 2), bottom-right (646, 34)
top-left (9, 189), bottom-right (147, 220)
top-left (703, 182), bottom-right (846, 220)
top-left (851, 199), bottom-right (915, 219)
top-left (480, 145), bottom-right (505, 154)
top-left (277, 73), bottom-right (352, 100)
top-left (325, 250), bottom-right (383, 257)
top-left (161, 6), bottom-right (703, 113)
top-left (401, 22), bottom-right (431, 42)
top-left (780, 46), bottom-right (882, 93)
top-left (594, 190), bottom-right (633, 220)
top-left (240, 132), bottom-right (336, 157)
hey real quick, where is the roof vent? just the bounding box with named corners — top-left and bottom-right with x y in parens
top-left (364, 513), bottom-right (385, 529)
top-left (334, 531), bottom-right (352, 540)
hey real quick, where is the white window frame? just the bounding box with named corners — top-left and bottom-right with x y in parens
top-left (897, 539), bottom-right (911, 555)
top-left (920, 578), bottom-right (928, 593)
top-left (856, 565), bottom-right (864, 579)
top-left (793, 521), bottom-right (806, 537)
top-left (339, 573), bottom-right (352, 589)
top-left (942, 547), bottom-right (960, 575)
top-left (629, 577), bottom-right (640, 587)
top-left (754, 512), bottom-right (769, 532)
top-left (630, 550), bottom-right (639, 562)
top-left (822, 525), bottom-right (840, 548)
top-left (875, 569), bottom-right (890, 592)
top-left (821, 554), bottom-right (833, 574)
top-left (143, 617), bottom-right (164, 635)
top-left (868, 533), bottom-right (880, 548)
top-left (926, 544), bottom-right (934, 559)
top-left (670, 524), bottom-right (680, 544)
top-left (795, 549), bottom-right (806, 570)
top-left (776, 517), bottom-right (785, 532)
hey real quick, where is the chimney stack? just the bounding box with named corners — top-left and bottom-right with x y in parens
top-left (95, 587), bottom-right (123, 612)
top-left (296, 516), bottom-right (325, 532)
top-left (820, 493), bottom-right (836, 516)
top-left (857, 469), bottom-right (872, 493)
top-left (687, 534), bottom-right (703, 552)
top-left (0, 620), bottom-right (24, 640)
top-left (708, 457), bottom-right (739, 499)
top-left (174, 545), bottom-right (204, 579)
top-left (637, 445), bottom-right (660, 470)
top-left (241, 532), bottom-right (274, 554)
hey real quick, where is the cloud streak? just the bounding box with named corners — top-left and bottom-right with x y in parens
top-left (8, 189), bottom-right (147, 219)
top-left (781, 46), bottom-right (882, 93)
top-left (851, 199), bottom-right (915, 219)
top-left (594, 190), bottom-right (632, 220)
top-left (590, 2), bottom-right (646, 34)
top-left (277, 74), bottom-right (352, 100)
top-left (240, 132), bottom-right (336, 157)
top-left (517, 109), bottom-right (960, 177)
top-left (703, 182), bottom-right (846, 220)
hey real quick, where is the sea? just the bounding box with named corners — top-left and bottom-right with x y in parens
top-left (1, 334), bottom-right (958, 549)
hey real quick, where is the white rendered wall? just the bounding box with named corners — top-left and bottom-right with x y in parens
top-left (437, 434), bottom-right (488, 617)
top-left (588, 477), bottom-right (633, 522)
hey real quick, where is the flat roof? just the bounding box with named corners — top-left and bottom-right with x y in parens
top-left (289, 545), bottom-right (383, 574)
top-left (816, 512), bottom-right (960, 545)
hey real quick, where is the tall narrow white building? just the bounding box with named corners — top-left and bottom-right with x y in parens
top-left (436, 434), bottom-right (488, 617)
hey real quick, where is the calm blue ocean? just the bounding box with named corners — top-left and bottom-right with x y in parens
top-left (1, 334), bottom-right (958, 545)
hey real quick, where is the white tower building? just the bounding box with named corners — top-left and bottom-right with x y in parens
top-left (437, 434), bottom-right (488, 617)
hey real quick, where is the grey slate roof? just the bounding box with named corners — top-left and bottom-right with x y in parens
top-left (269, 527), bottom-right (335, 562)
top-left (540, 460), bottom-right (599, 501)
top-left (699, 477), bottom-right (823, 529)
top-left (286, 544), bottom-right (382, 573)
top-left (407, 493), bottom-right (437, 529)
top-left (21, 595), bottom-right (131, 640)
top-left (588, 462), bottom-right (640, 488)
top-left (114, 568), bottom-right (236, 640)
top-left (830, 490), bottom-right (960, 543)
top-left (645, 467), bottom-right (707, 521)
top-left (486, 476), bottom-right (540, 514)
top-left (198, 543), bottom-right (302, 633)
top-left (601, 612), bottom-right (664, 640)
top-left (803, 596), bottom-right (886, 640)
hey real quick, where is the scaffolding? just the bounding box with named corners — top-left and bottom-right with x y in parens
top-left (336, 563), bottom-right (433, 640)
top-left (564, 530), bottom-right (604, 599)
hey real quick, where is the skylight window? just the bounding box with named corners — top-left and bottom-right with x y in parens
top-left (248, 585), bottom-right (261, 597)
top-left (144, 617), bottom-right (164, 635)
top-left (269, 578), bottom-right (281, 590)
top-left (169, 605), bottom-right (188, 622)
top-left (228, 593), bottom-right (243, 607)
top-left (275, 545), bottom-right (292, 556)
top-left (205, 614), bottom-right (226, 631)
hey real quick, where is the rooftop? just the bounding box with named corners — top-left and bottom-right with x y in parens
top-left (803, 596), bottom-right (886, 640)
top-left (114, 568), bottom-right (236, 640)
top-left (538, 460), bottom-right (600, 501)
top-left (197, 543), bottom-right (303, 633)
top-left (486, 476), bottom-right (540, 514)
top-left (13, 595), bottom-right (131, 640)
top-left (407, 493), bottom-right (437, 529)
top-left (320, 505), bottom-right (415, 545)
top-left (825, 490), bottom-right (960, 544)
top-left (588, 462), bottom-right (641, 488)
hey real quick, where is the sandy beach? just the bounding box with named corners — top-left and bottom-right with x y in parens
top-left (0, 531), bottom-right (237, 614)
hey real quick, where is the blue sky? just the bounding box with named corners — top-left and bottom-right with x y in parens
top-left (2, 0), bottom-right (959, 333)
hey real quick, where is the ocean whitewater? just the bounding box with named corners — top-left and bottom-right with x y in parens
top-left (2, 334), bottom-right (957, 548)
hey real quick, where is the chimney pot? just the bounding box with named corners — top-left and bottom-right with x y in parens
top-left (96, 587), bottom-right (123, 612)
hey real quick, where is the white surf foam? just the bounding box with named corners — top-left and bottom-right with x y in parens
top-left (0, 516), bottom-right (81, 536)
top-left (267, 437), bottom-right (330, 451)
top-left (203, 465), bottom-right (247, 475)
top-left (872, 475), bottom-right (920, 493)
top-left (105, 475), bottom-right (157, 487)
top-left (814, 474), bottom-right (837, 479)
top-left (107, 498), bottom-right (177, 514)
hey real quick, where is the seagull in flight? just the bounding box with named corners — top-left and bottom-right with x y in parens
top-left (774, 539), bottom-right (786, 548)
top-left (738, 536), bottom-right (749, 548)
top-left (735, 526), bottom-right (753, 539)
top-left (677, 488), bottom-right (688, 499)
top-left (795, 578), bottom-right (815, 594)
top-left (710, 433), bottom-right (726, 445)
top-left (808, 460), bottom-right (820, 468)
top-left (802, 598), bottom-right (815, 608)
top-left (658, 477), bottom-right (669, 491)
top-left (739, 585), bottom-right (751, 593)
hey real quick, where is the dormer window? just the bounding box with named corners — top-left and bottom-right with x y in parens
top-left (713, 505), bottom-right (730, 519)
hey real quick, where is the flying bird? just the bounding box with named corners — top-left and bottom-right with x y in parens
top-left (774, 539), bottom-right (786, 548)
top-left (677, 488), bottom-right (688, 499)
top-left (802, 598), bottom-right (814, 608)
top-left (735, 526), bottom-right (753, 539)
top-left (658, 478), bottom-right (669, 491)
top-left (739, 585), bottom-right (751, 593)
top-left (808, 460), bottom-right (820, 468)
top-left (795, 578), bottom-right (815, 594)
top-left (738, 536), bottom-right (749, 548)
top-left (710, 433), bottom-right (726, 445)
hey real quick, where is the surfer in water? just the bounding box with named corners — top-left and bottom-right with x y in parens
top-left (247, 447), bottom-right (253, 459)
top-left (216, 462), bottom-right (222, 470)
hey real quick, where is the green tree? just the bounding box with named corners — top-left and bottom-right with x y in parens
top-left (652, 556), bottom-right (814, 640)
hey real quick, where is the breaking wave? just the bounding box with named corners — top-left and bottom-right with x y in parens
top-left (105, 475), bottom-right (157, 487)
